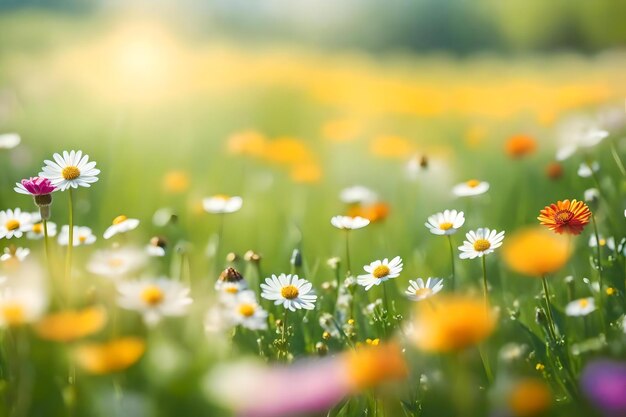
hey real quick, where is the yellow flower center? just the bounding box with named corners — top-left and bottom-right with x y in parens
top-left (439, 222), bottom-right (453, 231)
top-left (238, 303), bottom-right (255, 317)
top-left (141, 286), bottom-right (164, 306)
top-left (5, 219), bottom-right (19, 231)
top-left (112, 215), bottom-right (128, 225)
top-left (466, 179), bottom-right (481, 188)
top-left (599, 239), bottom-right (606, 246)
top-left (1, 303), bottom-right (25, 326)
top-left (366, 338), bottom-right (380, 346)
top-left (281, 285), bottom-right (299, 299)
top-left (473, 239), bottom-right (491, 252)
top-left (373, 265), bottom-right (391, 278)
top-left (414, 288), bottom-right (432, 298)
top-left (578, 299), bottom-right (589, 308)
top-left (554, 210), bottom-right (573, 224)
top-left (224, 286), bottom-right (239, 294)
top-left (32, 223), bottom-right (43, 234)
top-left (62, 166), bottom-right (81, 180)
top-left (108, 258), bottom-right (124, 268)
top-left (606, 287), bottom-right (616, 296)
top-left (214, 194), bottom-right (230, 200)
top-left (78, 235), bottom-right (87, 243)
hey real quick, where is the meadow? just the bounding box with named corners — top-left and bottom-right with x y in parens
top-left (0, 12), bottom-right (625, 417)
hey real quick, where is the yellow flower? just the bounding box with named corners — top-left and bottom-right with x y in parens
top-left (507, 379), bottom-right (552, 417)
top-left (503, 227), bottom-right (571, 277)
top-left (227, 130), bottom-right (267, 157)
top-left (163, 170), bottom-right (190, 194)
top-left (370, 135), bottom-right (415, 159)
top-left (411, 296), bottom-right (496, 352)
top-left (74, 337), bottom-right (145, 374)
top-left (35, 306), bottom-right (107, 342)
top-left (321, 119), bottom-right (361, 142)
top-left (345, 342), bottom-right (407, 389)
top-left (290, 163), bottom-right (322, 183)
top-left (263, 137), bottom-right (314, 165)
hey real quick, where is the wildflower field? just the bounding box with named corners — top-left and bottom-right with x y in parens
top-left (1, 9), bottom-right (626, 417)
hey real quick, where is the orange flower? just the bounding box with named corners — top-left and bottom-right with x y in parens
top-left (74, 337), bottom-right (145, 374)
top-left (35, 306), bottom-right (107, 342)
top-left (538, 199), bottom-right (591, 235)
top-left (505, 134), bottom-right (537, 158)
top-left (411, 296), bottom-right (496, 353)
top-left (507, 379), bottom-right (552, 417)
top-left (503, 227), bottom-right (571, 277)
top-left (545, 162), bottom-right (563, 180)
top-left (263, 137), bottom-right (314, 165)
top-left (347, 202), bottom-right (390, 223)
top-left (345, 341), bottom-right (408, 389)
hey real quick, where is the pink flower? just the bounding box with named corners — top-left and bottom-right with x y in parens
top-left (14, 177), bottom-right (57, 196)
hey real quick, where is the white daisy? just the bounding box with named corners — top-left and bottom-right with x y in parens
top-left (260, 273), bottom-right (317, 311)
top-left (589, 235), bottom-right (616, 251)
top-left (555, 116), bottom-right (609, 161)
top-left (117, 278), bottom-right (192, 326)
top-left (87, 248), bottom-right (147, 279)
top-left (584, 188), bottom-right (600, 204)
top-left (577, 162), bottom-right (599, 178)
top-left (225, 290), bottom-right (268, 331)
top-left (0, 133), bottom-right (20, 149)
top-left (27, 221), bottom-right (57, 240)
top-left (339, 185), bottom-right (378, 205)
top-left (39, 150), bottom-right (100, 191)
top-left (330, 215), bottom-right (370, 230)
top-left (0, 247), bottom-right (30, 263)
top-left (357, 256), bottom-right (403, 291)
top-left (458, 228), bottom-right (505, 259)
top-left (0, 287), bottom-right (47, 327)
top-left (565, 297), bottom-right (596, 317)
top-left (452, 179), bottom-right (489, 197)
top-left (0, 209), bottom-right (33, 239)
top-left (57, 225), bottom-right (96, 246)
top-left (202, 195), bottom-right (243, 214)
top-left (425, 209), bottom-right (465, 235)
top-left (405, 278), bottom-right (444, 301)
top-left (103, 215), bottom-right (140, 239)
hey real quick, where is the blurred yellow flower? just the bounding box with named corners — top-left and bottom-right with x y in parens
top-left (505, 134), bottom-right (537, 159)
top-left (321, 119), bottom-right (361, 142)
top-left (74, 337), bottom-right (145, 375)
top-left (370, 135), bottom-right (415, 159)
top-left (345, 341), bottom-right (407, 389)
top-left (227, 130), bottom-right (267, 157)
top-left (290, 163), bottom-right (322, 183)
top-left (507, 379), bottom-right (552, 417)
top-left (411, 296), bottom-right (496, 352)
top-left (263, 137), bottom-right (313, 165)
top-left (464, 125), bottom-right (487, 148)
top-left (35, 306), bottom-right (107, 342)
top-left (503, 227), bottom-right (571, 277)
top-left (163, 170), bottom-right (190, 194)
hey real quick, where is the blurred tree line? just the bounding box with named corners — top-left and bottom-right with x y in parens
top-left (0, 0), bottom-right (624, 53)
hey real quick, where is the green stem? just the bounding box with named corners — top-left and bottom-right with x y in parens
top-left (541, 276), bottom-right (558, 341)
top-left (591, 214), bottom-right (607, 334)
top-left (280, 309), bottom-right (289, 361)
top-left (478, 345), bottom-right (494, 386)
top-left (481, 255), bottom-right (489, 310)
top-left (65, 188), bottom-right (74, 303)
top-left (610, 140), bottom-right (626, 178)
top-left (344, 231), bottom-right (352, 277)
top-left (447, 235), bottom-right (456, 291)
